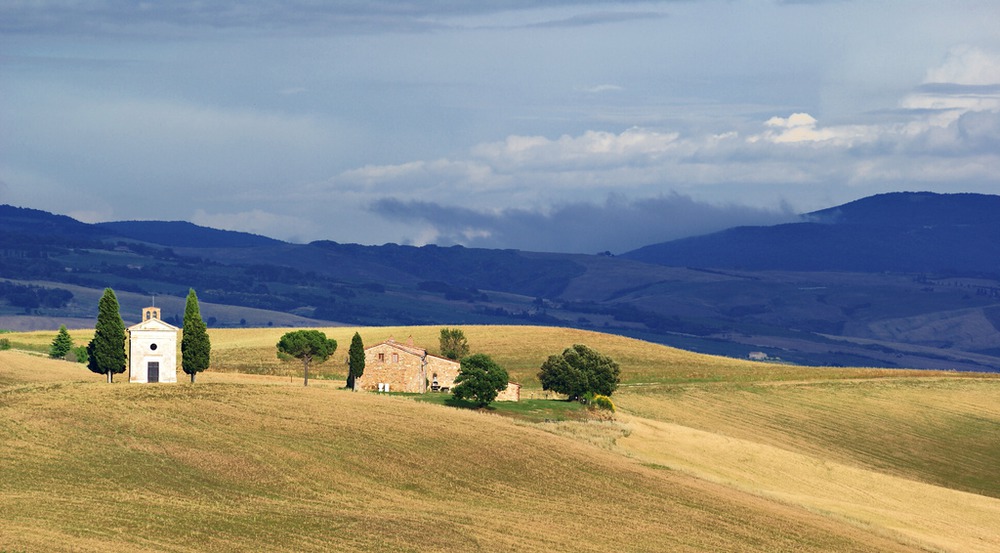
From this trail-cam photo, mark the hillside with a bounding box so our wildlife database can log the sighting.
[623,192,1000,274]
[2,192,1000,373]
[0,350,933,553]
[3,325,999,553]
[97,220,283,248]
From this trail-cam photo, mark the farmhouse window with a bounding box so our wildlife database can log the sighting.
[392,353,399,363]
[378,353,385,362]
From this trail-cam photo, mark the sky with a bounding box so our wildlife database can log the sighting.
[2,1,999,254]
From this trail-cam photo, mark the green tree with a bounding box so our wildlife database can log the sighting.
[347,331,365,391]
[69,345,89,364]
[439,327,469,360]
[181,288,211,384]
[277,330,337,386]
[538,344,620,401]
[87,288,127,383]
[49,324,74,359]
[452,353,509,407]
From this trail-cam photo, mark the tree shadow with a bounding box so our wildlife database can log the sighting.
[442,396,494,411]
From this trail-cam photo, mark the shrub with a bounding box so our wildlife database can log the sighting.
[69,345,89,364]
[590,394,616,412]
[0,338,10,351]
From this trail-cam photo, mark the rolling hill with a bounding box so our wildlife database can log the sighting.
[2,325,999,552]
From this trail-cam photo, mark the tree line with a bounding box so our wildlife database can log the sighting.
[72,291,621,411]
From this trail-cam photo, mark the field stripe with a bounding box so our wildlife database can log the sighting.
[618,415,1000,553]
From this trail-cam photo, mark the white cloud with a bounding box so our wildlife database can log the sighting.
[925,45,1000,85]
[472,127,681,168]
[900,46,1000,120]
[750,113,877,146]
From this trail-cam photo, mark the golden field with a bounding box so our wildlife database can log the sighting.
[6,324,963,385]
[2,325,999,552]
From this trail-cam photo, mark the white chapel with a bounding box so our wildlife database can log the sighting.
[127,306,179,383]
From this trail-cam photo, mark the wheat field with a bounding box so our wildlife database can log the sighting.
[2,325,998,552]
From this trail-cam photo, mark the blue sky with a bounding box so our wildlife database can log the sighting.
[2,1,999,253]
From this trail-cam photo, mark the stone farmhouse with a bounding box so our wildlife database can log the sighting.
[358,337,520,401]
[127,306,179,383]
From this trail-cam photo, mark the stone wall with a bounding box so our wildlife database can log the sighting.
[425,355,461,391]
[357,341,427,393]
[495,382,521,402]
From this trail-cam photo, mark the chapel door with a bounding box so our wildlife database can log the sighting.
[148,361,159,383]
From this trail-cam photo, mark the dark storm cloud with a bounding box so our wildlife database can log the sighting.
[370,194,797,254]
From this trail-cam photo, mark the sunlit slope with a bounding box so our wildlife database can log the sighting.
[617,379,1000,499]
[618,414,1000,553]
[0,352,922,553]
[7,325,965,386]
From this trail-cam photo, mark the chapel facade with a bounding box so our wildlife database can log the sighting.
[127,306,179,383]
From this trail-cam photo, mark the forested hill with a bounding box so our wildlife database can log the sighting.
[97,220,283,248]
[623,192,1000,274]
[0,205,112,247]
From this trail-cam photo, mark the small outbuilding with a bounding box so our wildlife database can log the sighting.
[127,306,179,383]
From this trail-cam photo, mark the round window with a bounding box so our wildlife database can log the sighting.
[150,343,158,351]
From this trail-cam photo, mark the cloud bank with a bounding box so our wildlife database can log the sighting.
[369,194,796,254]
[336,47,1000,252]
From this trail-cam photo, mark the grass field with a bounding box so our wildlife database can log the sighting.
[5,324,964,386]
[2,325,999,552]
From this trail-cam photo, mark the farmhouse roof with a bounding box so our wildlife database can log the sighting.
[365,337,458,364]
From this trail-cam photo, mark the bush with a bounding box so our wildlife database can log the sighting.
[68,345,89,364]
[0,338,10,351]
[590,394,616,412]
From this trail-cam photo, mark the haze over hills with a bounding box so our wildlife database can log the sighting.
[2,192,999,372]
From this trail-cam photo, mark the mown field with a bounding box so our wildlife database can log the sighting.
[3,325,999,552]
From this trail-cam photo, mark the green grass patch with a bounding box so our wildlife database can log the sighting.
[405,392,590,422]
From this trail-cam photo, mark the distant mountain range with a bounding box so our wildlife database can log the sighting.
[624,192,1000,274]
[2,192,999,372]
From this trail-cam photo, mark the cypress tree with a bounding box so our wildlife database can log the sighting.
[87,288,127,383]
[181,288,211,384]
[49,324,74,359]
[347,332,365,390]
